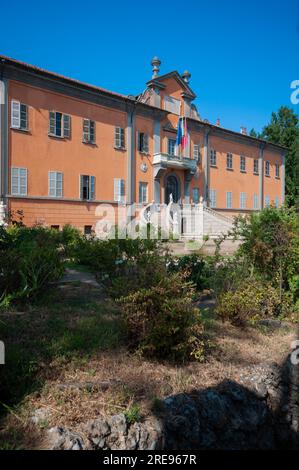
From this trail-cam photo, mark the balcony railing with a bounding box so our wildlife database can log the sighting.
[153,153,197,172]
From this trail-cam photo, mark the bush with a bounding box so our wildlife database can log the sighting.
[118,271,204,361]
[215,279,294,326]
[233,206,299,293]
[0,225,65,306]
[167,254,208,290]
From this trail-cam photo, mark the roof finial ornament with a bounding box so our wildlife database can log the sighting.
[182,70,191,84]
[151,56,161,78]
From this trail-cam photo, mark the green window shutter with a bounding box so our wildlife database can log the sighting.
[90,120,95,143]
[49,111,56,135]
[83,119,90,142]
[144,134,149,153]
[90,176,95,200]
[63,114,71,138]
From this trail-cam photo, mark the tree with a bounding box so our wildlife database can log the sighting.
[261,106,299,207]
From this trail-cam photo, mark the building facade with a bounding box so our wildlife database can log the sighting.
[0,55,286,234]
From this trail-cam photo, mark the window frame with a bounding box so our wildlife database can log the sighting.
[210,149,217,167]
[11,100,28,131]
[139,181,148,204]
[11,167,27,196]
[137,132,149,154]
[193,144,200,162]
[253,159,259,175]
[240,192,246,209]
[209,189,217,208]
[275,163,280,179]
[240,155,246,173]
[114,178,125,203]
[49,111,71,139]
[226,191,232,208]
[253,193,259,210]
[80,175,95,201]
[168,138,176,156]
[48,171,63,198]
[192,187,200,204]
[265,161,270,177]
[114,127,125,149]
[226,153,233,170]
[83,119,96,144]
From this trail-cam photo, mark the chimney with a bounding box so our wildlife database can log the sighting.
[216,118,221,126]
[240,126,247,135]
[151,56,161,78]
[182,70,191,84]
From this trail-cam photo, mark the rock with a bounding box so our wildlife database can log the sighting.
[48,427,85,450]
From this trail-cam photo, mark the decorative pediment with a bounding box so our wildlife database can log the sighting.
[146,71,196,100]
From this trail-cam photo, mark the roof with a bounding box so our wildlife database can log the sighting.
[0,54,168,116]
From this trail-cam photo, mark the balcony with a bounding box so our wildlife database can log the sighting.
[153,153,197,173]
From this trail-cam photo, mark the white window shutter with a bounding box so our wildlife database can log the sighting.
[11,101,21,128]
[57,172,63,197]
[83,119,90,142]
[115,127,120,148]
[114,178,120,201]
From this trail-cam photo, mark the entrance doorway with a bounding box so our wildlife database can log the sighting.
[165,174,180,204]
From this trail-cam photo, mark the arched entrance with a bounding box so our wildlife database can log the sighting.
[165,174,180,204]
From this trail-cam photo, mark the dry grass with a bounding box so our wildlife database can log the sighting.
[0,282,296,449]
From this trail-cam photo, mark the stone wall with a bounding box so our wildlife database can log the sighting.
[47,358,299,450]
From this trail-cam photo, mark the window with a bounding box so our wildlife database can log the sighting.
[49,111,71,138]
[193,144,200,162]
[137,132,149,153]
[84,225,93,235]
[83,119,95,144]
[209,189,216,208]
[210,149,217,166]
[80,175,95,200]
[164,95,181,115]
[48,171,63,197]
[253,159,259,175]
[240,192,246,209]
[11,167,27,196]
[226,191,232,208]
[114,127,125,149]
[226,153,233,170]
[240,155,246,172]
[275,163,280,178]
[275,197,280,208]
[168,138,176,156]
[114,178,125,203]
[192,187,200,204]
[139,182,148,203]
[253,193,259,210]
[11,101,28,130]
[265,196,270,207]
[265,161,270,177]
[51,225,60,230]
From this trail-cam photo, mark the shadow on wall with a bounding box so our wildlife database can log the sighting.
[153,350,299,450]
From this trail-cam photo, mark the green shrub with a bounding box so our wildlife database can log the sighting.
[215,279,294,326]
[232,206,299,292]
[0,226,65,306]
[124,404,141,424]
[167,254,208,290]
[118,271,204,361]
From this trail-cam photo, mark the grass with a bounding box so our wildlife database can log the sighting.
[0,272,296,450]
[0,283,125,417]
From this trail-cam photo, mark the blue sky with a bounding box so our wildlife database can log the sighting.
[1,0,298,132]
